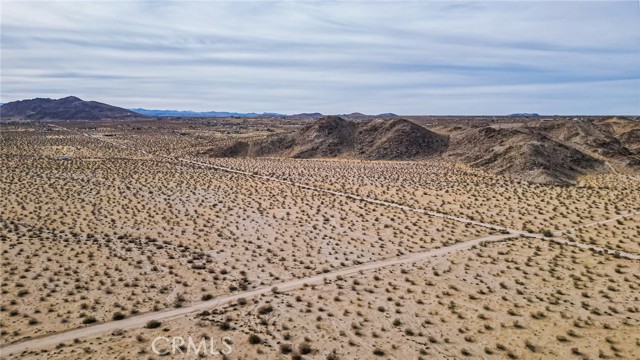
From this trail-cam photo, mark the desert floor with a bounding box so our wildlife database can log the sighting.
[1,121,638,360]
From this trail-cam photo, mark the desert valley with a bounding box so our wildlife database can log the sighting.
[0,97,639,359]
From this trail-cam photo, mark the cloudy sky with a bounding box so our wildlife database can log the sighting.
[1,1,639,115]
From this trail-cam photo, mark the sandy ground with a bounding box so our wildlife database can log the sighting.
[6,239,638,360]
[1,125,490,345]
[1,123,639,359]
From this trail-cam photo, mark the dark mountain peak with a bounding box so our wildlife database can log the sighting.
[0,96,141,121]
[59,96,82,102]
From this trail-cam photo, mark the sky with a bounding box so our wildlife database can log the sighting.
[1,0,639,115]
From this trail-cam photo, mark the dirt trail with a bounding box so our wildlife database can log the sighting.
[177,157,521,233]
[2,223,637,357]
[555,212,639,235]
[1,233,517,357]
[545,237,640,260]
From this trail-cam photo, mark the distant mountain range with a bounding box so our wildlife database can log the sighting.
[129,109,400,118]
[509,113,540,116]
[129,108,285,118]
[0,97,402,120]
[0,95,538,120]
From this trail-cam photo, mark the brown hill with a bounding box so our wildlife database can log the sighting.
[209,117,633,185]
[206,116,447,160]
[0,96,141,121]
[445,126,606,185]
[530,118,639,166]
[354,117,446,159]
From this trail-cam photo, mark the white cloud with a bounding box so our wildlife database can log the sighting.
[1,0,639,114]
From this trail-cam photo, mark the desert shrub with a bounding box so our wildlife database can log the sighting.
[145,320,161,329]
[248,334,261,344]
[82,317,97,325]
[279,343,292,354]
[298,342,312,354]
[556,335,569,342]
[525,340,538,352]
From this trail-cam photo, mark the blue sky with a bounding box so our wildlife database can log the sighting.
[1,0,639,115]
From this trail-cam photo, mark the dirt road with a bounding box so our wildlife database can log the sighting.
[177,157,522,233]
[1,233,518,357]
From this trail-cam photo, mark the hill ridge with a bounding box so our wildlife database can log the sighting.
[205,116,637,184]
[206,116,447,160]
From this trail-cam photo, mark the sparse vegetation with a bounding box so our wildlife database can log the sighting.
[1,120,638,360]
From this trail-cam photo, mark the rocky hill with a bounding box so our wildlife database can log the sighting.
[206,116,447,160]
[530,117,640,168]
[0,96,141,121]
[445,126,606,185]
[202,116,639,185]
